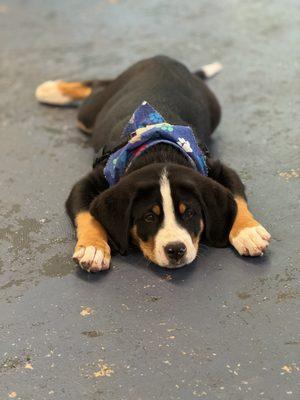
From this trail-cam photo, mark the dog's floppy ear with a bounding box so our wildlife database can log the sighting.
[199,179,237,247]
[89,181,135,255]
[182,173,237,247]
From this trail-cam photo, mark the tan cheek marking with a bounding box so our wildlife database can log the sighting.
[179,202,186,214]
[152,205,161,216]
[130,225,157,263]
[230,196,260,239]
[139,238,156,261]
[58,81,92,100]
[192,234,200,247]
[75,211,110,256]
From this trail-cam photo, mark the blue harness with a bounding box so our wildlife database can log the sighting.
[99,101,208,186]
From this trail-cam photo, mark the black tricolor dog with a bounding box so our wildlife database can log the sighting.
[36,56,271,271]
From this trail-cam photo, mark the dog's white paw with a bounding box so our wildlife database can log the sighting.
[35,80,72,105]
[73,245,111,272]
[230,225,271,257]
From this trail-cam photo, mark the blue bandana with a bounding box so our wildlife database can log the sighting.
[103,101,208,186]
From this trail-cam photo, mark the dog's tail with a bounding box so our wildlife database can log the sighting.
[195,62,223,80]
[35,79,111,106]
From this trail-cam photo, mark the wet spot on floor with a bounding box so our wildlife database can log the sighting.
[277,289,299,302]
[0,217,44,260]
[148,295,162,302]
[82,330,103,338]
[0,356,22,372]
[35,236,69,254]
[0,279,25,290]
[236,291,251,300]
[42,254,75,277]
[0,202,21,218]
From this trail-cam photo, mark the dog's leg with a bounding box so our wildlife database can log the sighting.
[36,79,112,134]
[35,79,111,107]
[208,159,271,256]
[35,80,92,105]
[74,211,111,272]
[229,196,271,256]
[66,167,111,272]
[77,84,114,135]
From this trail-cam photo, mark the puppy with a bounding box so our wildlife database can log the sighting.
[36,56,271,271]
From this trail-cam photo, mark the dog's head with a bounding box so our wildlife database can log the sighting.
[90,164,237,268]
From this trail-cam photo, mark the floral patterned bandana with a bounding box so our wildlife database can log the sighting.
[103,101,208,186]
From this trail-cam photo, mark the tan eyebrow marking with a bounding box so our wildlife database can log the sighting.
[179,202,186,214]
[152,205,161,216]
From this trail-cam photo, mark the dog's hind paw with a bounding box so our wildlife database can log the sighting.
[35,80,73,105]
[230,225,271,257]
[73,244,111,272]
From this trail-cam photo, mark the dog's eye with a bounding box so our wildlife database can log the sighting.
[144,212,156,223]
[182,208,194,220]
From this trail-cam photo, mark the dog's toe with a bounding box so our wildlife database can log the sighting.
[73,245,111,272]
[90,249,110,272]
[231,225,271,257]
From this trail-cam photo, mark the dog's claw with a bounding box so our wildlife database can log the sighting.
[73,245,111,272]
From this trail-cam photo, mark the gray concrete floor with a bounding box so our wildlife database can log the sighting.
[0,1,299,399]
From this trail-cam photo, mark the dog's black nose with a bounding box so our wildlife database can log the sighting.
[164,242,187,262]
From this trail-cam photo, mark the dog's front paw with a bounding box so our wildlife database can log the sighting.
[73,242,111,272]
[230,225,271,257]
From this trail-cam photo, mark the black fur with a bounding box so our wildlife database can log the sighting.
[78,56,221,150]
[66,56,247,254]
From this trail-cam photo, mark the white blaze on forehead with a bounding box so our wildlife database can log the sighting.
[154,169,197,266]
[160,169,175,226]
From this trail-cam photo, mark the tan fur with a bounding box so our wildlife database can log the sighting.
[75,211,108,249]
[131,225,156,262]
[192,233,200,247]
[131,219,203,266]
[152,205,161,216]
[200,219,204,233]
[57,81,92,100]
[179,202,186,214]
[74,211,111,271]
[230,197,259,239]
[35,80,92,105]
[229,197,271,256]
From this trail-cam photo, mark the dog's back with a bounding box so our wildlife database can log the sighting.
[82,56,221,150]
[36,56,222,152]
